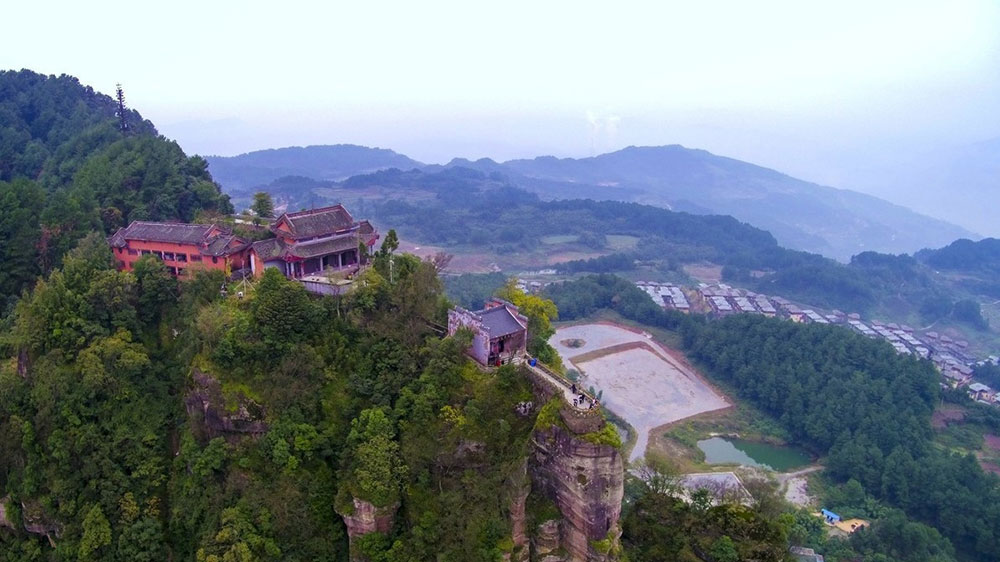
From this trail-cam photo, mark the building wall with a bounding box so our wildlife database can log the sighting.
[447,308,490,365]
[113,240,238,277]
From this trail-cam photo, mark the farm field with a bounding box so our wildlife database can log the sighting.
[550,322,730,462]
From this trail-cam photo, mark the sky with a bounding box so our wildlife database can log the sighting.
[4,0,999,228]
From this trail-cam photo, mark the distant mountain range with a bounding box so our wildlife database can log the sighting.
[205,145,422,190]
[206,144,976,260]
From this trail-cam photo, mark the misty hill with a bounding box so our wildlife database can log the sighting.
[442,145,975,260]
[878,137,1000,237]
[205,144,423,190]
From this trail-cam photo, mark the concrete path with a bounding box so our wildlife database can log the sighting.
[525,360,597,411]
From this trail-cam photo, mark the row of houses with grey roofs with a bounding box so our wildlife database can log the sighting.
[638,280,1000,406]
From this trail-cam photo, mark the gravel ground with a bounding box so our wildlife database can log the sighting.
[551,323,729,462]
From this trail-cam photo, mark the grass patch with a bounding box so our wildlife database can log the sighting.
[541,234,580,245]
[605,234,640,250]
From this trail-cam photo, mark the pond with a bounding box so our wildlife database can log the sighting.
[697,437,812,472]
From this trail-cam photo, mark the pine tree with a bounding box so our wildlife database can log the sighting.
[115,83,129,134]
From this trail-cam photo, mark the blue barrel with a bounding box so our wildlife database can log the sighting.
[529,358,537,367]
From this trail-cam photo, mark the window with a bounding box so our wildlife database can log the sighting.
[163,252,175,261]
[190,255,202,262]
[128,248,138,256]
[176,268,185,276]
[212,256,218,264]
[117,260,125,268]
[176,253,187,262]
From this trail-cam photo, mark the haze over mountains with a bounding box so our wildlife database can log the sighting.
[859,136,1000,238]
[207,144,975,261]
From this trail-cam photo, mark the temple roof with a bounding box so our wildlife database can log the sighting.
[477,306,527,338]
[273,205,356,240]
[109,221,220,247]
[251,238,286,262]
[287,234,359,259]
[203,234,249,257]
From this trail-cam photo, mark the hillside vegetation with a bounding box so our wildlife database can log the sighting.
[0,70,233,312]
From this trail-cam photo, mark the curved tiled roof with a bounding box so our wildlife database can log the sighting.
[251,238,286,262]
[287,234,359,259]
[477,306,527,338]
[273,205,356,240]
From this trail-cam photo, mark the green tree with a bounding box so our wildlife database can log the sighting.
[343,408,407,507]
[251,191,274,219]
[79,504,112,560]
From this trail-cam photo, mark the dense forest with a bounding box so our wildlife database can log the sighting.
[0,70,233,313]
[546,274,1000,561]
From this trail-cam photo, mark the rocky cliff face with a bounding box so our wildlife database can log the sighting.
[0,496,14,530]
[184,370,268,441]
[530,425,623,562]
[506,459,531,562]
[337,498,398,561]
[20,500,61,547]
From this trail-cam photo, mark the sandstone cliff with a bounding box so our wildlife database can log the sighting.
[528,408,623,562]
[336,497,398,561]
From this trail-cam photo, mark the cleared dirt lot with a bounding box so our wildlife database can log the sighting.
[551,323,730,462]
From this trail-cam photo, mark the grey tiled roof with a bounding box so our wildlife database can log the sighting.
[477,306,527,338]
[275,205,356,239]
[287,235,358,259]
[110,221,218,246]
[251,238,286,262]
[203,234,249,257]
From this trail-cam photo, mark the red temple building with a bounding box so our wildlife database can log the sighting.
[108,222,249,276]
[447,299,529,366]
[248,205,379,279]
[107,204,378,285]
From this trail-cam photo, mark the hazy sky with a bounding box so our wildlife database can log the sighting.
[4,1,999,221]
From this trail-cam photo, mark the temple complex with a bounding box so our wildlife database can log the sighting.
[107,204,378,284]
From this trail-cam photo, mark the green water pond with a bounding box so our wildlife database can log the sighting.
[697,437,812,471]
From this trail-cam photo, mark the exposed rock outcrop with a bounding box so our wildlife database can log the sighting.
[534,518,563,560]
[0,496,14,531]
[21,500,61,547]
[506,459,531,562]
[184,370,267,441]
[531,425,623,562]
[337,497,398,561]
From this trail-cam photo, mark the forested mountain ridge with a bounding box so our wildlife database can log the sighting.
[0,69,156,183]
[205,141,974,259]
[205,145,424,191]
[0,70,233,311]
[444,145,975,260]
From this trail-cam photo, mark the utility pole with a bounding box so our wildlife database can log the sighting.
[115,83,129,135]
